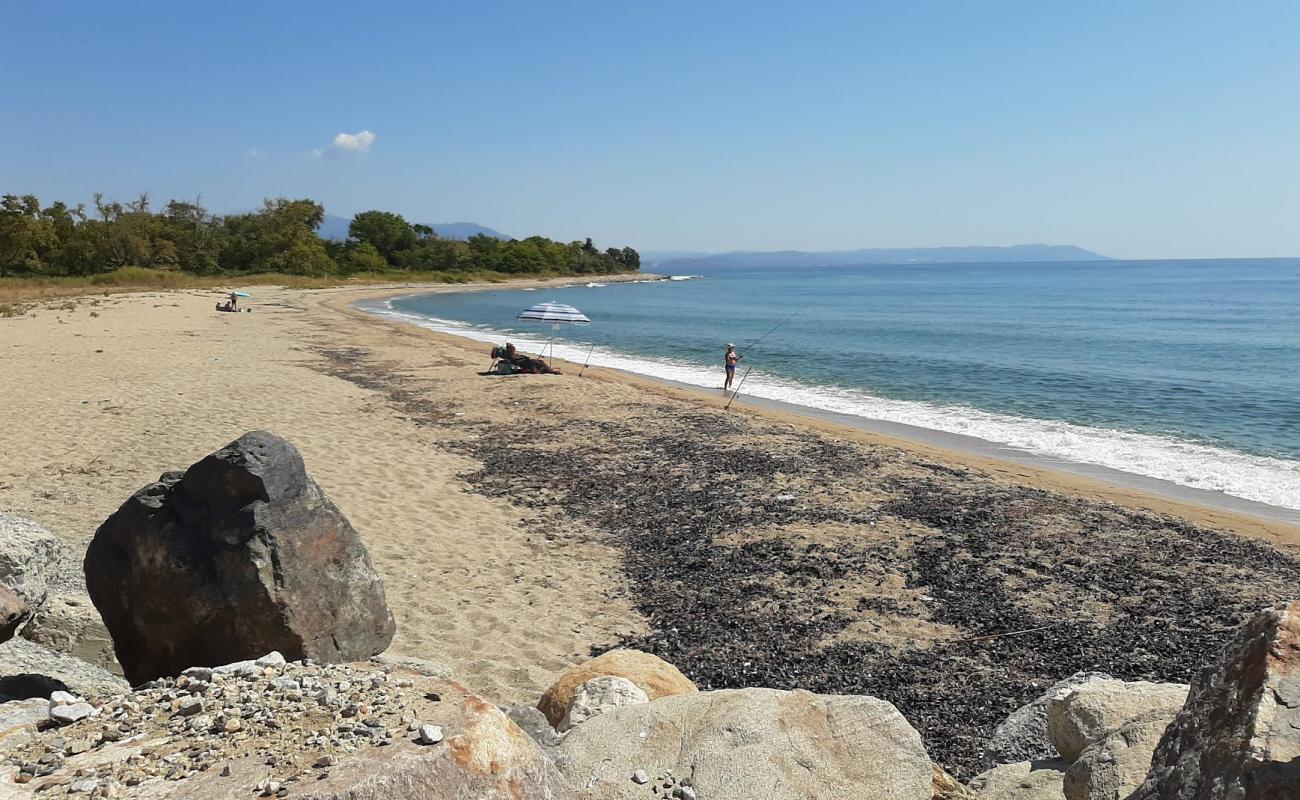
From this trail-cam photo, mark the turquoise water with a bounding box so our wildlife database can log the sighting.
[375,259,1300,510]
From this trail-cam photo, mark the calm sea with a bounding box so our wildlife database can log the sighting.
[369,259,1300,511]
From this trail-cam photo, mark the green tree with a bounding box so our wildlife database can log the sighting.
[340,241,388,274]
[0,194,57,276]
[220,198,335,275]
[349,211,417,264]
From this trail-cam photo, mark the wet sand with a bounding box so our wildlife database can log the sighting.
[3,280,1298,777]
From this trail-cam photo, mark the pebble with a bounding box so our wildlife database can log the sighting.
[182,666,215,682]
[50,703,96,724]
[50,690,83,706]
[256,652,287,668]
[69,778,99,793]
[176,697,204,717]
[632,769,650,784]
[416,724,443,745]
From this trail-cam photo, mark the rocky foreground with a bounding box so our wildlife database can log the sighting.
[0,430,1296,798]
[0,605,1298,800]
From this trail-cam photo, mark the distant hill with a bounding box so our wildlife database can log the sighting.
[639,250,714,268]
[657,244,1109,271]
[318,214,511,242]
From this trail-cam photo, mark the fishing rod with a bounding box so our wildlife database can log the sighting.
[578,343,597,377]
[724,366,753,410]
[739,305,806,354]
[724,304,805,410]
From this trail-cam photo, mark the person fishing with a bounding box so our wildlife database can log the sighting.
[724,343,742,389]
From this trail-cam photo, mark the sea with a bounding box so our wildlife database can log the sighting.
[361,259,1300,515]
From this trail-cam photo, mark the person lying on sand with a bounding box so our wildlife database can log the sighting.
[489,343,562,375]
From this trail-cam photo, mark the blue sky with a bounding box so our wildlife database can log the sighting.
[3,1,1298,259]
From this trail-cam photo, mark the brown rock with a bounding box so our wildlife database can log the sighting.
[0,585,30,643]
[1129,600,1300,799]
[933,763,979,799]
[537,649,696,728]
[84,431,396,684]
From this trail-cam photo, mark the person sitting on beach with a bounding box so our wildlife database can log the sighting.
[724,343,742,389]
[489,342,561,374]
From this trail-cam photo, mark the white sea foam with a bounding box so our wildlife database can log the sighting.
[363,301,1300,512]
[668,274,702,281]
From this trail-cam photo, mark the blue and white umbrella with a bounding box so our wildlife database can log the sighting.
[516,301,591,365]
[516,301,591,325]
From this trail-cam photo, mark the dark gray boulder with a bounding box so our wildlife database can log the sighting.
[85,431,395,684]
[983,671,1112,768]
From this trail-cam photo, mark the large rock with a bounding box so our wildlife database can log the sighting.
[0,513,121,672]
[0,513,65,610]
[0,587,28,644]
[1129,601,1300,800]
[18,593,117,672]
[1063,715,1172,800]
[971,760,1069,800]
[984,672,1112,768]
[556,687,934,799]
[84,431,396,684]
[1047,679,1187,762]
[0,637,128,701]
[538,649,696,728]
[559,675,649,731]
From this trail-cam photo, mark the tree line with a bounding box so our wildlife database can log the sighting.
[0,193,640,278]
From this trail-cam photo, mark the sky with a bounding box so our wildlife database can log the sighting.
[3,1,1298,259]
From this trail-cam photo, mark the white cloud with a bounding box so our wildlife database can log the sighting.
[313,129,375,158]
[333,130,375,152]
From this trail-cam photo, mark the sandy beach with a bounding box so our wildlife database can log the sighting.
[4,280,1298,777]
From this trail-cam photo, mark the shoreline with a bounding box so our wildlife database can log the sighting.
[343,284,1300,540]
[7,278,1300,777]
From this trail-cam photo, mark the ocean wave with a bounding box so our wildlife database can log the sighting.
[363,302,1300,511]
[668,275,702,281]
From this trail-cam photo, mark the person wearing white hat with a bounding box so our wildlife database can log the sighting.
[724,343,742,389]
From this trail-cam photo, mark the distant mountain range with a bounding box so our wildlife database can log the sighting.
[639,250,714,268]
[654,244,1109,271]
[318,215,511,242]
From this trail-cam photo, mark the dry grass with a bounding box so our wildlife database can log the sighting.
[0,267,535,304]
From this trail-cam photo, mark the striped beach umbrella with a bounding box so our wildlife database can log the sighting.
[516,301,591,325]
[516,301,591,366]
